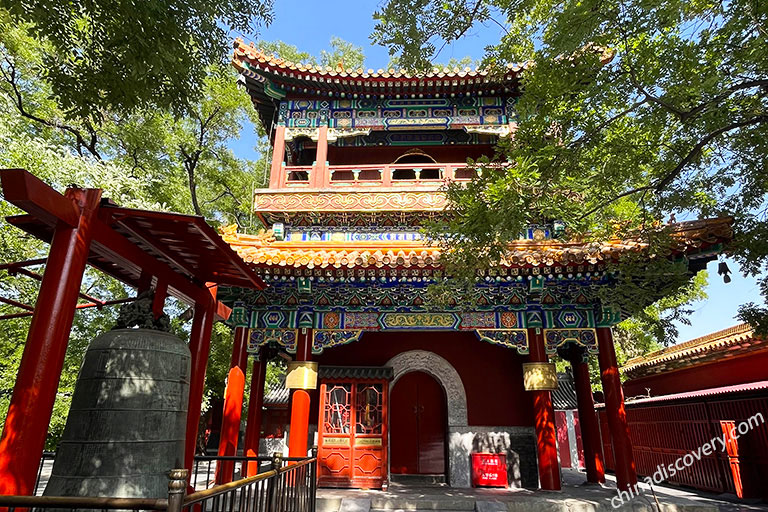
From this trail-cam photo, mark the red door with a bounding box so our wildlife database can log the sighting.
[317,380,388,488]
[390,371,446,475]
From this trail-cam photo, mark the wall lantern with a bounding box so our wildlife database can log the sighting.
[522,362,558,391]
[286,361,319,390]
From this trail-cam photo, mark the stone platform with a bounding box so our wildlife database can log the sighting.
[316,470,768,512]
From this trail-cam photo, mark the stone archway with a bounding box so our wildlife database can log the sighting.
[386,350,470,486]
[387,350,468,428]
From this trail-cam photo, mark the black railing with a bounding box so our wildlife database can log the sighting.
[0,452,317,512]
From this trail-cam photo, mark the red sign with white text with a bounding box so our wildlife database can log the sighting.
[471,453,508,487]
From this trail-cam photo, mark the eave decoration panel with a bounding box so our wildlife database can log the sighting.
[253,190,448,212]
[312,329,363,354]
[279,97,516,131]
[475,329,529,354]
[542,328,599,355]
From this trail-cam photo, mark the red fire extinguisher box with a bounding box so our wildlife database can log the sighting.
[471,453,508,487]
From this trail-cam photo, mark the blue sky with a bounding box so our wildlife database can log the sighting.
[229,1,764,344]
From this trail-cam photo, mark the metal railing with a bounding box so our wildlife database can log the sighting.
[0,452,317,512]
[34,450,56,495]
[184,453,316,512]
[189,454,306,490]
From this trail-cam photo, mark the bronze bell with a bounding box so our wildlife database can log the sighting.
[44,329,190,499]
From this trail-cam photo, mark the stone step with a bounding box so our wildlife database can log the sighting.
[317,498,476,512]
[371,498,476,511]
[389,474,447,486]
[317,497,722,512]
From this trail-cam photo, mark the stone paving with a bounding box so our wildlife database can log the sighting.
[316,470,768,512]
[36,460,768,512]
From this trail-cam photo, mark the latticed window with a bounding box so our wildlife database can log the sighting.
[356,384,383,435]
[323,384,351,434]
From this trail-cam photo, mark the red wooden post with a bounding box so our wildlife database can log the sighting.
[288,329,313,458]
[313,126,329,188]
[0,187,102,496]
[270,125,286,188]
[527,328,561,490]
[569,347,606,483]
[184,284,218,476]
[215,326,249,484]
[596,327,637,491]
[244,354,268,476]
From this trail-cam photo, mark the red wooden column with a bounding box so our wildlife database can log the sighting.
[313,126,329,188]
[184,284,218,475]
[288,329,313,458]
[244,354,268,476]
[269,125,286,188]
[0,187,102,496]
[596,327,637,491]
[527,328,561,490]
[215,326,249,484]
[568,346,605,484]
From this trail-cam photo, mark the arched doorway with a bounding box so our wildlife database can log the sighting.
[390,371,447,475]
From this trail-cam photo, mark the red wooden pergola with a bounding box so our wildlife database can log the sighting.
[0,169,265,496]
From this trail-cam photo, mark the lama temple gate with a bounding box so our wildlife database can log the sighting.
[217,40,733,490]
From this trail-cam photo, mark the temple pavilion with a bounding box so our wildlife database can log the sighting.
[218,40,734,491]
[0,40,734,498]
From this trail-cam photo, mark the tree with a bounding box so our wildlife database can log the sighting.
[0,24,366,447]
[258,40,317,67]
[372,0,768,335]
[0,0,273,119]
[1,18,269,227]
[320,37,365,70]
[258,37,365,71]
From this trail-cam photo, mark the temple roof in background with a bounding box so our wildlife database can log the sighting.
[220,217,731,272]
[232,39,526,132]
[621,323,764,379]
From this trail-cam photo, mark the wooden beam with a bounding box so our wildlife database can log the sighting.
[115,218,202,279]
[0,258,47,271]
[215,300,232,322]
[8,267,105,306]
[89,218,210,306]
[0,296,34,311]
[0,297,136,320]
[0,169,81,227]
[194,223,265,290]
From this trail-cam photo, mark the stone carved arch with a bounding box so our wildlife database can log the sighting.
[386,350,468,427]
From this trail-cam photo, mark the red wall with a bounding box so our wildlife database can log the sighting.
[313,331,534,427]
[555,410,571,468]
[623,349,768,397]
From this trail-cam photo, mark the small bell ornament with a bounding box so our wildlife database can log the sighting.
[717,261,732,283]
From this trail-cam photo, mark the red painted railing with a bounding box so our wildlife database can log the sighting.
[282,162,477,188]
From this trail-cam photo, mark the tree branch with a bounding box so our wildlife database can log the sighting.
[654,114,768,191]
[579,114,768,220]
[1,56,102,159]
